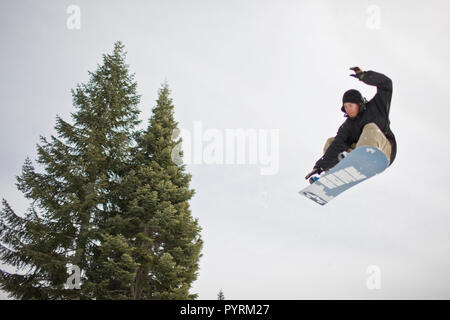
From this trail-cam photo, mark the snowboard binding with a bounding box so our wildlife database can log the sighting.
[308,175,320,184]
[338,151,349,161]
[309,152,349,184]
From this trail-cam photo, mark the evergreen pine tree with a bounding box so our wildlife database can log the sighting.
[119,83,203,299]
[217,289,225,300]
[0,41,140,299]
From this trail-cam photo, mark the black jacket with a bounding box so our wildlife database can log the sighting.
[314,70,397,172]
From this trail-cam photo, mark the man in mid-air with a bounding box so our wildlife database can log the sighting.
[305,67,396,183]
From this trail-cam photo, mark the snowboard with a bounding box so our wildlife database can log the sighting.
[299,146,389,206]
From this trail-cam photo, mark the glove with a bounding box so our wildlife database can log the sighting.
[305,167,323,180]
[349,66,366,79]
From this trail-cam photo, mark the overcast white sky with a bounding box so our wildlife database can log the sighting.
[1,0,450,299]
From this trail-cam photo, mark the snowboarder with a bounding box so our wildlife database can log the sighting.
[305,67,396,183]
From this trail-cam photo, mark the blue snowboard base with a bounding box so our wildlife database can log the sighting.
[299,146,389,205]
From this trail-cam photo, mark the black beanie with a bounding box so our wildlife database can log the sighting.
[343,89,363,104]
[341,89,363,112]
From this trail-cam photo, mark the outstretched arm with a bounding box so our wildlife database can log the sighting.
[305,121,352,179]
[350,67,393,115]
